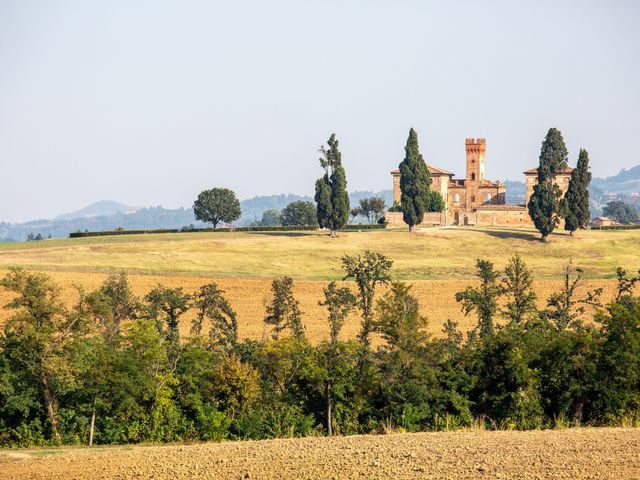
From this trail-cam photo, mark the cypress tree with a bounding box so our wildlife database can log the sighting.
[563,149,592,235]
[399,128,431,232]
[315,134,350,237]
[528,128,568,242]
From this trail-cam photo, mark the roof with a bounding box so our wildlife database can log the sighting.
[391,163,454,176]
[591,216,613,222]
[523,166,574,175]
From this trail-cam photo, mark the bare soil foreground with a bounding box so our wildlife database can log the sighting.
[2,428,639,480]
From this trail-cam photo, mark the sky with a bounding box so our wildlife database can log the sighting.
[1,0,639,222]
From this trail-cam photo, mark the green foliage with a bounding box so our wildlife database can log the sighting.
[315,134,350,236]
[428,191,446,212]
[537,127,569,183]
[281,201,317,226]
[358,197,386,224]
[192,282,238,351]
[455,259,501,337]
[563,149,592,233]
[603,200,640,225]
[193,187,242,228]
[399,128,431,230]
[258,209,283,227]
[2,258,640,446]
[264,277,305,341]
[528,128,569,241]
[468,329,544,429]
[144,285,191,343]
[528,181,562,241]
[341,250,393,348]
[502,255,537,324]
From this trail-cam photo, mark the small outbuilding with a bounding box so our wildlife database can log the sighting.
[590,216,617,227]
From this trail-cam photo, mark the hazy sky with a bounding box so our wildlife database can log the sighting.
[1,0,639,222]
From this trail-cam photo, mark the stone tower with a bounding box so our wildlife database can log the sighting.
[465,138,486,210]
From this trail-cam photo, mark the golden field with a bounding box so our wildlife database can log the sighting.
[0,227,638,280]
[1,226,635,342]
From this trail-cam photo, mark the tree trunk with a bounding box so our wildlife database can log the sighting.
[541,234,549,243]
[574,401,584,425]
[326,381,333,436]
[41,374,61,445]
[89,396,97,446]
[330,229,337,238]
[570,230,575,236]
[409,224,415,233]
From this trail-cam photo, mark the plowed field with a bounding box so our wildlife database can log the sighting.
[2,428,638,479]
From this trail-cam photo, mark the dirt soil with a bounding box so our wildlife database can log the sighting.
[1,428,638,480]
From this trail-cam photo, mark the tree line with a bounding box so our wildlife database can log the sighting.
[1,255,639,446]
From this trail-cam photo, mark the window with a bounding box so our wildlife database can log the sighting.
[471,173,476,181]
[453,193,460,203]
[485,193,492,203]
[471,195,476,203]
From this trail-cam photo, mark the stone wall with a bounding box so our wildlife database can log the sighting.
[386,206,534,228]
[385,211,448,227]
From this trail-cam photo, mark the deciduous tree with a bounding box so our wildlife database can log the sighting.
[455,259,502,337]
[264,277,305,341]
[281,201,317,226]
[193,188,242,228]
[342,251,393,348]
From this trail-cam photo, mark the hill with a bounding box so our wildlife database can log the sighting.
[55,200,134,220]
[0,191,394,241]
[0,227,633,339]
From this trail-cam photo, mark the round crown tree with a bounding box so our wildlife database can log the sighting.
[563,149,592,235]
[528,128,568,242]
[193,187,241,228]
[399,128,431,232]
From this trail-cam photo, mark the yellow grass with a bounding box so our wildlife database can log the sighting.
[0,227,638,280]
[0,271,620,343]
[0,227,636,343]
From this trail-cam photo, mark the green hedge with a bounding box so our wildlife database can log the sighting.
[69,229,181,237]
[342,224,386,230]
[590,224,640,230]
[69,224,387,238]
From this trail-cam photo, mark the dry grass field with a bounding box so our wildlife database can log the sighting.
[0,227,638,280]
[0,270,621,341]
[0,227,637,341]
[2,427,639,479]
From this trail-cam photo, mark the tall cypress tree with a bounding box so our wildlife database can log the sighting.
[563,149,592,235]
[315,134,350,237]
[399,128,431,232]
[528,128,568,242]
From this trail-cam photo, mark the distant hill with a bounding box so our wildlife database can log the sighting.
[592,165,640,195]
[55,200,134,220]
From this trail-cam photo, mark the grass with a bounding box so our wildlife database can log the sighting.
[0,227,638,280]
[0,226,635,343]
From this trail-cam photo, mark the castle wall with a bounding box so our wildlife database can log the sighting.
[525,173,572,205]
[386,207,532,228]
[385,211,447,227]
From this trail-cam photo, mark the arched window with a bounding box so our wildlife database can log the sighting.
[471,173,476,181]
[453,193,460,203]
[485,193,492,203]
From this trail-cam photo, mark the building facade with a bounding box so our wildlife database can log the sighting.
[386,138,572,227]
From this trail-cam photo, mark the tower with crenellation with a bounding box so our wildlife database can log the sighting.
[465,138,486,210]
